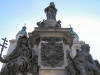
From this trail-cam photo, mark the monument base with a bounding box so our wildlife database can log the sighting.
[39,69,67,75]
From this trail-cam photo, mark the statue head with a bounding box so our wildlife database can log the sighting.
[17,36,28,48]
[58,20,61,23]
[81,44,90,53]
[50,2,55,7]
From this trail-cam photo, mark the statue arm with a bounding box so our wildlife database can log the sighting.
[0,50,19,63]
[0,48,20,63]
[6,49,20,61]
[45,7,49,13]
[0,56,8,63]
[88,55,95,64]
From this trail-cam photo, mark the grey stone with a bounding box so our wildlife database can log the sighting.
[0,36,39,75]
[41,40,64,67]
[66,44,100,75]
[45,2,57,21]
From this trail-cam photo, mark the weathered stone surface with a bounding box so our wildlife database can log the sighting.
[45,2,57,21]
[66,44,100,75]
[41,42,64,67]
[0,36,39,75]
[0,2,100,75]
[29,27,74,47]
[40,69,66,75]
[37,2,62,28]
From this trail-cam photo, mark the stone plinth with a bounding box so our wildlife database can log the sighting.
[18,73,33,75]
[44,20,57,27]
[39,69,66,75]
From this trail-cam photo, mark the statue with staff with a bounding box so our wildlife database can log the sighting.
[0,37,8,57]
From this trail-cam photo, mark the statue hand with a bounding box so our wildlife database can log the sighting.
[0,56,3,62]
[0,56,7,63]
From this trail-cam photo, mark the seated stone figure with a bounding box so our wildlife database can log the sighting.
[66,50,76,75]
[66,44,100,75]
[94,60,100,70]
[0,36,38,75]
[74,44,100,75]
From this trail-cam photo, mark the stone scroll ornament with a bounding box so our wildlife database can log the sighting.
[41,40,64,67]
[0,36,39,75]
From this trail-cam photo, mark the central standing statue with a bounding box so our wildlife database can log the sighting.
[37,2,61,28]
[45,2,57,21]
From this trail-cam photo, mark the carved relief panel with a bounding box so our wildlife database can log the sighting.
[38,38,66,69]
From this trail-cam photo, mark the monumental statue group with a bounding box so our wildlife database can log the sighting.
[0,2,100,75]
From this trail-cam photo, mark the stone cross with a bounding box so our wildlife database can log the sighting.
[0,37,8,57]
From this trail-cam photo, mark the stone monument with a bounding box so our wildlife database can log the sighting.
[0,2,100,75]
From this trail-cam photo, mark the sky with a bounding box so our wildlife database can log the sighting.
[0,0,100,70]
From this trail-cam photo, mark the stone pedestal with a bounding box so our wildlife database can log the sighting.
[44,20,57,27]
[39,69,67,75]
[18,73,33,75]
[29,27,74,75]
